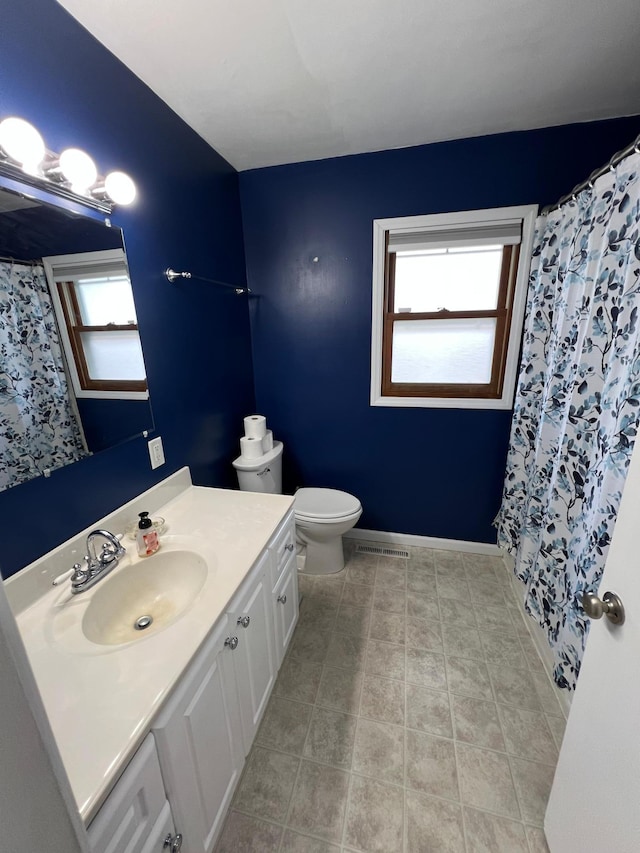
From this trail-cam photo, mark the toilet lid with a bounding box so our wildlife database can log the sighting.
[295,487,361,520]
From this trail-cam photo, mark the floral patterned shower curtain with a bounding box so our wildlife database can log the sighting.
[0,261,86,491]
[496,150,640,691]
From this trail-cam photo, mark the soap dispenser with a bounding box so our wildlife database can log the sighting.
[136,511,160,557]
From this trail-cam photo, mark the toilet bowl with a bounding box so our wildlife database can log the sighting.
[232,442,362,575]
[295,487,362,575]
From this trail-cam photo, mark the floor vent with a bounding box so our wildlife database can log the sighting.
[355,544,410,558]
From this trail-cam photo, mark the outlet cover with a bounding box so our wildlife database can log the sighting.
[148,436,165,469]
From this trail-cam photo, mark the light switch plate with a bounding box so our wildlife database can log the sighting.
[148,436,165,469]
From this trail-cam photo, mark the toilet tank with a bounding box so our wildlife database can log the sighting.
[232,441,283,494]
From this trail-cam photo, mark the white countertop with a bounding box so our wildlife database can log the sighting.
[6,469,294,824]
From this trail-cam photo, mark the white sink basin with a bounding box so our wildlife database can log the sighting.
[81,549,208,646]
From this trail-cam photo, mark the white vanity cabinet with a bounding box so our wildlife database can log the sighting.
[86,507,299,853]
[226,549,276,753]
[152,615,244,853]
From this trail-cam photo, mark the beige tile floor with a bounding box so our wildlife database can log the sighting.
[216,542,564,853]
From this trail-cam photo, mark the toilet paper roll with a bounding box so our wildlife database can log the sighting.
[262,430,273,453]
[244,414,267,439]
[240,436,264,459]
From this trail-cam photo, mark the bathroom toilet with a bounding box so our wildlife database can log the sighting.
[232,442,362,574]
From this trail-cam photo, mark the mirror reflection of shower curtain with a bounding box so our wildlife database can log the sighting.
[0,260,88,491]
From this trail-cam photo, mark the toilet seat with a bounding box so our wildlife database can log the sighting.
[295,487,362,523]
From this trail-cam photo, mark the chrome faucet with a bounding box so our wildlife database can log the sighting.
[69,529,126,594]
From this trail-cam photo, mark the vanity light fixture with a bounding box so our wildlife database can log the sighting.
[103,171,137,206]
[0,116,45,175]
[0,115,136,212]
[59,148,98,195]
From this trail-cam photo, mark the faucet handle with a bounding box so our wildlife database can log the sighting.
[70,563,89,587]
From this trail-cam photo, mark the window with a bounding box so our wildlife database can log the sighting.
[371,205,537,409]
[43,250,148,400]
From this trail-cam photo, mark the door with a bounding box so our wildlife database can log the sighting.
[545,436,640,851]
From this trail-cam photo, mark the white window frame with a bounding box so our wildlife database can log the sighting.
[43,249,149,401]
[370,204,538,409]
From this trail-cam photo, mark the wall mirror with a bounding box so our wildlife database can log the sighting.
[0,179,153,492]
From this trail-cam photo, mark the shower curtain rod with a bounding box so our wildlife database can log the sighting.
[541,132,640,216]
[0,255,41,266]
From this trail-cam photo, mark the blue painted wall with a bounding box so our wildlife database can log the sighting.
[76,400,152,453]
[239,116,640,544]
[0,0,255,577]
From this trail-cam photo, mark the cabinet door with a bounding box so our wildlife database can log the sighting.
[227,550,275,752]
[152,617,244,853]
[272,555,299,669]
[268,509,297,590]
[140,803,177,853]
[88,735,168,853]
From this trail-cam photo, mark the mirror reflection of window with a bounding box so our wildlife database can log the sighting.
[44,250,149,398]
[73,272,146,384]
[76,272,136,324]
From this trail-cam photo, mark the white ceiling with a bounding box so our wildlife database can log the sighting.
[56,0,640,172]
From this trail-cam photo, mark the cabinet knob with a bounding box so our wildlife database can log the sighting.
[285,543,295,552]
[277,594,287,604]
[237,615,251,628]
[163,833,183,852]
[224,636,239,650]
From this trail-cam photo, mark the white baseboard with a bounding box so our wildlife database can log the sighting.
[344,528,501,556]
[501,553,572,718]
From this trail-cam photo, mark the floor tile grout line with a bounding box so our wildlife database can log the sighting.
[278,751,305,848]
[339,764,356,851]
[505,750,545,827]
[463,804,538,848]
[455,741,472,853]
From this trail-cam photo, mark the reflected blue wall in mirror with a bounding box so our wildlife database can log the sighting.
[0,179,154,491]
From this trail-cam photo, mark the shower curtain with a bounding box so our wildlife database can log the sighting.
[0,260,86,491]
[496,149,640,691]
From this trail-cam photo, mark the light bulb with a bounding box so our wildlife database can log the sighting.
[0,117,45,174]
[104,171,136,205]
[59,148,97,194]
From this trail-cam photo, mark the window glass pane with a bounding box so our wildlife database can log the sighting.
[76,274,137,325]
[391,318,496,384]
[393,247,502,313]
[80,330,146,380]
